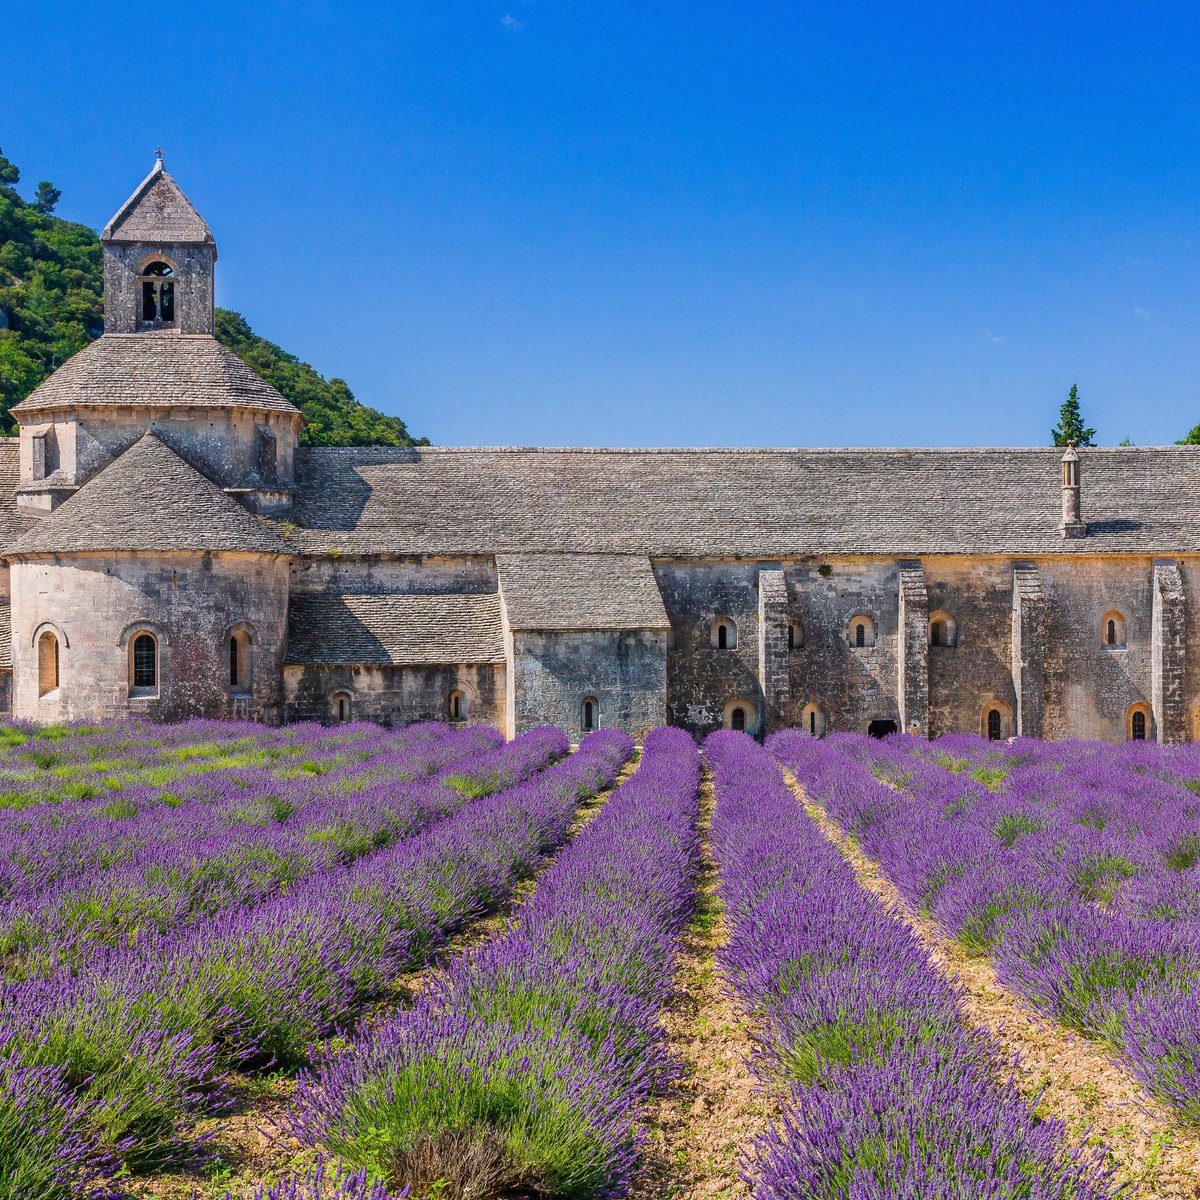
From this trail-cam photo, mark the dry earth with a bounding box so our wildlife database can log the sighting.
[130,753,641,1200]
[630,769,775,1200]
[782,768,1200,1200]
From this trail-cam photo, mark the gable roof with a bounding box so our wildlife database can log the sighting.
[286,592,506,665]
[283,444,1200,558]
[11,334,299,417]
[5,432,287,557]
[498,554,670,631]
[101,160,214,245]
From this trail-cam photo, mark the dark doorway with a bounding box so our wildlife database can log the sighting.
[731,707,746,731]
[867,720,897,739]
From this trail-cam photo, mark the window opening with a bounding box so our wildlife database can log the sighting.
[449,690,464,721]
[1132,710,1147,741]
[987,709,1002,741]
[855,623,865,648]
[132,634,157,691]
[731,707,746,732]
[582,698,597,731]
[140,261,175,324]
[38,631,59,697]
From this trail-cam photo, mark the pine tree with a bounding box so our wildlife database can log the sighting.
[1051,384,1097,447]
[32,181,61,214]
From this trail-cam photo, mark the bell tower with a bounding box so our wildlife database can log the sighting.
[100,152,216,335]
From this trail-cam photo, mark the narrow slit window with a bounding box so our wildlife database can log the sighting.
[229,637,240,687]
[987,709,1002,741]
[855,623,866,648]
[448,690,464,721]
[718,624,728,650]
[582,698,597,731]
[1132,710,1147,741]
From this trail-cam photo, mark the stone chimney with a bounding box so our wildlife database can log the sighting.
[1059,442,1087,539]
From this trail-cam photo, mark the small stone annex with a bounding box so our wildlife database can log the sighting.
[5,159,1200,743]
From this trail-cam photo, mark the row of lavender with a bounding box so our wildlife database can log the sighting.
[258,726,702,1200]
[0,723,533,969]
[2,723,633,1198]
[780,729,1200,1126]
[709,731,1117,1198]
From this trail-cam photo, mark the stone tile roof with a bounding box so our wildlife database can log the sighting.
[4,433,288,557]
[101,161,215,245]
[285,445,1200,557]
[11,334,299,417]
[0,441,37,548]
[286,592,506,665]
[497,553,671,631]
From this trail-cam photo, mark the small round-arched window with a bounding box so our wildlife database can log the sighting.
[981,701,1012,741]
[130,633,158,694]
[712,618,737,651]
[581,697,599,731]
[848,615,876,649]
[448,689,466,721]
[37,630,59,698]
[929,611,957,648]
[1102,611,1127,650]
[228,630,252,693]
[1128,703,1150,741]
[139,260,176,325]
[802,703,827,737]
[332,691,352,724]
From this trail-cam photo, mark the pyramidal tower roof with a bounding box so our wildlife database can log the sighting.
[101,156,215,247]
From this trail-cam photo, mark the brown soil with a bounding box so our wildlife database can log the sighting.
[630,768,775,1200]
[129,753,641,1200]
[783,768,1200,1200]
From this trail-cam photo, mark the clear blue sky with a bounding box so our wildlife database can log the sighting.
[5,2,1200,447]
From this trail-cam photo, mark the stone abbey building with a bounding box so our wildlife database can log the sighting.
[3,160,1198,743]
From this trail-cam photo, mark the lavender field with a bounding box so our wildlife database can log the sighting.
[4,719,1200,1199]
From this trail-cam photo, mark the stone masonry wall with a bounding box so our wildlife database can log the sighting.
[10,551,289,724]
[103,244,215,335]
[509,630,667,742]
[283,662,505,728]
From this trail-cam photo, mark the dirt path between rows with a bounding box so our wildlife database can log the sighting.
[630,768,774,1200]
[132,752,642,1200]
[783,768,1200,1200]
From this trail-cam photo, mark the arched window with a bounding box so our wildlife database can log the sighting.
[711,618,738,650]
[131,633,157,694]
[731,707,746,731]
[981,702,1012,741]
[802,703,826,737]
[1102,611,1127,650]
[788,621,804,650]
[929,611,957,648]
[448,689,465,721]
[332,691,352,723]
[1128,704,1150,741]
[37,631,59,698]
[228,631,252,693]
[848,615,876,649]
[139,260,176,325]
[581,697,598,731]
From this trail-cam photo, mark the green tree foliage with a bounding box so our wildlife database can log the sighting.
[214,310,425,447]
[1178,425,1200,446]
[0,149,424,446]
[1051,384,1097,447]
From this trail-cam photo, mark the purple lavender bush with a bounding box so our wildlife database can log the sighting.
[224,1161,397,1199]
[290,726,701,1198]
[710,730,1117,1199]
[0,722,615,1172]
[772,728,1200,1127]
